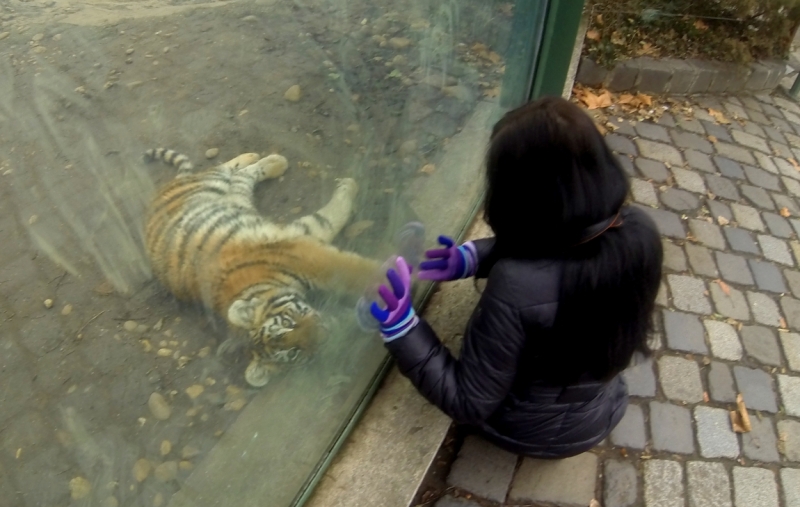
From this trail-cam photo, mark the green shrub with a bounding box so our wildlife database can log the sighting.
[584,0,800,66]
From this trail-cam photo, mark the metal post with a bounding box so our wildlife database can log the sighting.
[529,0,587,100]
[790,72,800,99]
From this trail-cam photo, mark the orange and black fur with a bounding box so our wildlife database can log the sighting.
[143,148,380,387]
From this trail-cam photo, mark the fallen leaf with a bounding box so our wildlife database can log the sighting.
[590,499,602,507]
[780,317,788,329]
[582,89,613,110]
[781,207,792,218]
[93,280,115,296]
[717,216,730,226]
[708,108,730,124]
[596,14,603,25]
[586,29,600,41]
[707,135,718,143]
[716,279,731,296]
[419,163,436,175]
[694,19,709,31]
[790,158,800,171]
[703,391,710,403]
[610,30,625,45]
[618,93,636,105]
[731,410,746,433]
[736,393,752,432]
[636,93,652,107]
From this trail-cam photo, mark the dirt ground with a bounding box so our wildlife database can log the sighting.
[0,0,509,505]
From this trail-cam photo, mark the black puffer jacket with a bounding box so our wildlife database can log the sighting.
[386,238,628,458]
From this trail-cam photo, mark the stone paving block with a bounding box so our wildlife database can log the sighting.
[702,120,733,142]
[689,219,727,250]
[687,461,732,507]
[771,140,795,159]
[644,460,684,507]
[447,435,517,503]
[733,467,779,507]
[782,296,800,332]
[673,167,707,194]
[672,130,714,154]
[747,291,783,327]
[617,154,636,177]
[753,151,779,174]
[716,252,754,285]
[708,361,737,402]
[636,158,671,182]
[631,178,659,207]
[722,229,759,256]
[604,460,637,507]
[716,142,757,165]
[623,355,656,396]
[636,139,683,166]
[749,260,788,293]
[787,270,800,298]
[780,469,800,507]
[742,416,780,463]
[658,113,677,127]
[740,325,782,366]
[508,453,597,507]
[656,282,669,307]
[708,200,733,223]
[686,244,718,277]
[726,102,750,121]
[732,204,767,232]
[762,125,786,145]
[743,121,767,139]
[685,149,716,173]
[732,129,772,154]
[762,212,793,238]
[634,205,686,239]
[661,188,700,211]
[636,122,671,142]
[777,374,800,417]
[785,177,800,199]
[759,235,794,266]
[774,157,799,179]
[576,57,608,87]
[780,331,800,371]
[607,134,638,156]
[706,174,741,201]
[744,165,781,191]
[694,406,740,458]
[741,185,776,210]
[668,275,711,314]
[678,115,706,134]
[658,356,704,403]
[705,319,742,360]
[772,194,800,215]
[663,239,687,271]
[610,404,646,449]
[792,240,800,265]
[710,283,751,320]
[733,366,778,413]
[435,497,480,507]
[650,402,695,455]
[664,310,708,354]
[778,419,800,461]
[715,156,746,179]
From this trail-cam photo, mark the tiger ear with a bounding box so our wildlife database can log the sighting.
[228,299,258,328]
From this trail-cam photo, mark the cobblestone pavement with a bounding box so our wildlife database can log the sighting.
[425,92,800,507]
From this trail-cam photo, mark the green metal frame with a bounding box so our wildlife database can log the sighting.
[292,1,587,505]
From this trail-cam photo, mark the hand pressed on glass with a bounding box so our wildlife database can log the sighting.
[369,256,419,342]
[418,235,478,281]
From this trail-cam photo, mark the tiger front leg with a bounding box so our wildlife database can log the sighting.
[291,239,382,294]
[286,178,359,243]
[228,154,289,203]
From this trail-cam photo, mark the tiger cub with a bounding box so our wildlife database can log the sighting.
[143,148,381,387]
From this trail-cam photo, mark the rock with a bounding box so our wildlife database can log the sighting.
[179,460,193,470]
[44,299,54,309]
[154,461,178,482]
[0,32,10,41]
[31,33,44,42]
[61,304,72,316]
[135,324,148,334]
[148,392,171,420]
[160,440,172,456]
[153,318,163,331]
[185,385,204,399]
[389,37,411,49]
[399,139,417,156]
[133,458,151,482]
[32,46,46,54]
[241,15,259,22]
[157,348,172,357]
[69,476,91,500]
[123,320,137,332]
[392,55,408,67]
[205,148,219,159]
[52,33,62,41]
[284,84,302,102]
[224,398,247,411]
[125,48,134,55]
[153,493,164,507]
[182,445,200,459]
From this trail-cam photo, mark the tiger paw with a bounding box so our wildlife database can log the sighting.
[224,152,261,170]
[244,355,276,387]
[334,178,359,200]
[394,221,425,269]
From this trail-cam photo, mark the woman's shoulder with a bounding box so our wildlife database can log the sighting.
[485,258,561,308]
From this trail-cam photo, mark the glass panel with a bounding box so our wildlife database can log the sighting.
[0,0,540,505]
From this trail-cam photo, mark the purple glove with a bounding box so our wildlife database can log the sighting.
[417,236,478,281]
[369,256,419,342]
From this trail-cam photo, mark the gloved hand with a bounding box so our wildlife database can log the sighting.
[369,256,419,342]
[417,236,478,281]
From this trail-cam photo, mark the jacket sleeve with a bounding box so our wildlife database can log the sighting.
[472,237,498,279]
[385,264,527,425]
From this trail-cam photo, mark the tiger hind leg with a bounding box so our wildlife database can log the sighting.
[285,178,358,243]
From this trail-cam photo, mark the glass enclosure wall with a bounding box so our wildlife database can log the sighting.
[0,0,540,505]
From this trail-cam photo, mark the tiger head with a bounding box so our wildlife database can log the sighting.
[227,293,324,387]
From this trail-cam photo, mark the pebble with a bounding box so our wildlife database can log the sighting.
[399,139,417,156]
[52,33,61,41]
[392,55,408,67]
[44,299,54,309]
[136,324,148,334]
[241,15,259,22]
[224,398,247,411]
[133,458,151,482]
[154,461,178,482]
[182,445,200,459]
[198,346,210,358]
[157,348,172,357]
[125,48,134,55]
[0,32,10,41]
[153,318,164,331]
[31,33,44,42]
[179,460,193,470]
[32,46,46,54]
[284,84,302,102]
[69,476,91,500]
[61,304,72,316]
[185,384,204,399]
[205,147,219,159]
[153,493,164,507]
[389,37,411,49]
[148,392,171,420]
[123,320,137,332]
[160,440,171,456]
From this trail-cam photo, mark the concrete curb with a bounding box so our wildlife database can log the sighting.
[576,56,786,95]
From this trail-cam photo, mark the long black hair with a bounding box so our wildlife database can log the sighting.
[484,96,663,382]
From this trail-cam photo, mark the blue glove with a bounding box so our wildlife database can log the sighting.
[418,236,478,281]
[369,256,419,342]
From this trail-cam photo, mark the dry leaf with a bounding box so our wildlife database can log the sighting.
[707,135,718,143]
[610,31,625,45]
[703,391,710,403]
[420,163,436,175]
[596,14,603,25]
[586,29,600,41]
[717,216,730,226]
[716,279,731,296]
[781,207,792,218]
[618,93,636,105]
[582,90,613,110]
[590,499,602,507]
[483,86,500,98]
[694,19,709,31]
[790,158,800,171]
[731,410,746,433]
[735,393,752,432]
[708,108,730,125]
[94,280,115,296]
[780,317,788,329]
[636,93,652,107]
